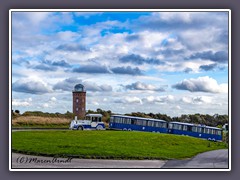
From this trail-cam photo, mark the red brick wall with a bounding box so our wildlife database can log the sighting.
[72,92,86,119]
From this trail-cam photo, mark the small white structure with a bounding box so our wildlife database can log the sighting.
[69,114,105,130]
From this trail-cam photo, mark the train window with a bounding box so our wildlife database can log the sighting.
[214,129,217,134]
[173,124,181,130]
[205,128,210,134]
[142,120,147,126]
[187,126,192,131]
[158,122,162,128]
[124,118,130,124]
[217,130,222,135]
[154,121,157,127]
[147,121,150,126]
[131,119,136,125]
[92,117,98,122]
[192,126,197,132]
[168,123,173,129]
[151,121,155,127]
[203,128,206,133]
[117,117,121,123]
[162,123,167,128]
[197,127,202,133]
[137,120,142,126]
[154,122,160,127]
[183,125,187,131]
[178,124,182,130]
[159,122,163,128]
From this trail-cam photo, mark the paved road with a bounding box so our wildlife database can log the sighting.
[11,149,228,169]
[11,153,166,169]
[162,149,229,169]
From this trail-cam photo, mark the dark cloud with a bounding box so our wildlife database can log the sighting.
[160,49,184,57]
[119,54,164,65]
[33,64,57,71]
[12,79,52,94]
[111,66,143,75]
[125,81,166,92]
[72,64,143,76]
[41,59,71,67]
[53,77,80,91]
[187,51,228,63]
[199,63,218,71]
[84,82,112,92]
[184,68,193,73]
[125,34,141,42]
[51,60,71,67]
[32,60,71,71]
[72,65,110,74]
[56,44,89,52]
[53,77,112,92]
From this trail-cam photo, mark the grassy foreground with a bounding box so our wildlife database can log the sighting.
[12,130,227,160]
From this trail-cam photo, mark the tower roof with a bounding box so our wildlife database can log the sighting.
[73,84,85,92]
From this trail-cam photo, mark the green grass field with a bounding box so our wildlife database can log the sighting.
[12,130,227,160]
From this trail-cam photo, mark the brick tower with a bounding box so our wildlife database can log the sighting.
[72,84,86,119]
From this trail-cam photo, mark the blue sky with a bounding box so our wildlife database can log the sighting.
[11,11,229,117]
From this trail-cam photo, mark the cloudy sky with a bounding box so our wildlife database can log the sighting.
[11,10,229,117]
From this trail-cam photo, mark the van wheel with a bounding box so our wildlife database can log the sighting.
[78,126,83,130]
[96,125,104,130]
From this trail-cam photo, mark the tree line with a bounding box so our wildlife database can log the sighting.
[12,109,228,127]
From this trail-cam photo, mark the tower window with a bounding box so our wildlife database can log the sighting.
[76,107,78,111]
[76,98,79,103]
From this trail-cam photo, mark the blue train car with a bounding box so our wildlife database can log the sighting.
[109,115,168,133]
[168,122,222,141]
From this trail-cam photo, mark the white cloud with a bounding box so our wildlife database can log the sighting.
[50,97,57,102]
[143,95,174,104]
[155,12,192,23]
[180,96,212,104]
[172,76,228,93]
[125,81,166,92]
[12,99,31,107]
[43,103,49,108]
[115,97,142,104]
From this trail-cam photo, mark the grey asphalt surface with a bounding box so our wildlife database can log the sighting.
[162,149,229,169]
[11,149,228,169]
